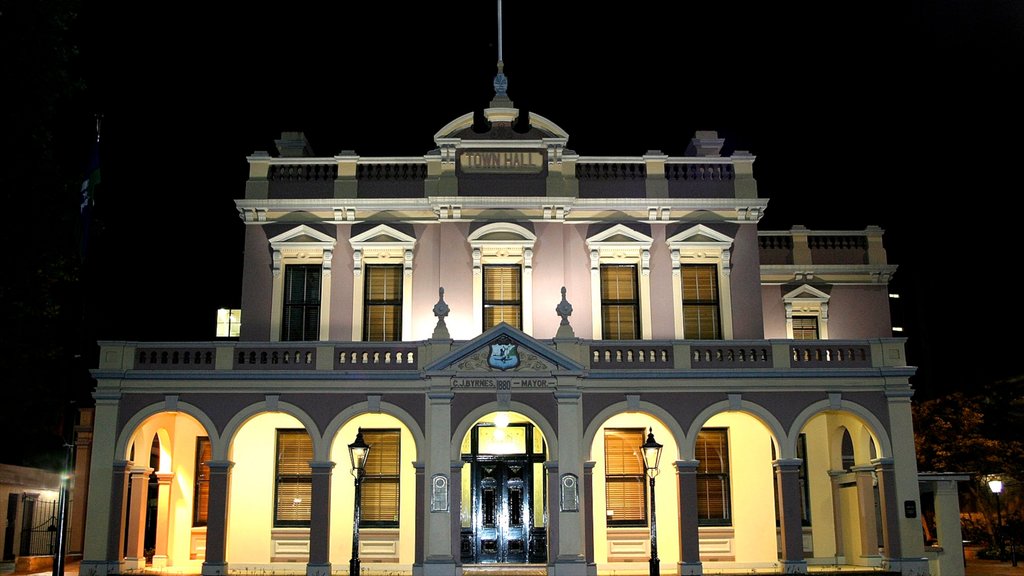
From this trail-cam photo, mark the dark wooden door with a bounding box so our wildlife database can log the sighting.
[472,460,530,563]
[3,493,17,561]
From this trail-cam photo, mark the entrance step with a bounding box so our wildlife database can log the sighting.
[462,564,548,576]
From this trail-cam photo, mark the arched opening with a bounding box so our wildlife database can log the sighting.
[329,413,419,570]
[119,411,210,571]
[590,412,680,572]
[458,411,548,564]
[800,412,886,568]
[225,411,313,566]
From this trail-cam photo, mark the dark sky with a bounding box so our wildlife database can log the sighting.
[75,0,1024,398]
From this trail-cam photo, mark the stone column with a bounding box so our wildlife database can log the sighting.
[554,390,586,576]
[423,392,455,576]
[547,461,561,569]
[451,461,464,565]
[307,461,335,576]
[69,407,94,557]
[774,459,807,573]
[151,472,174,569]
[932,479,966,576]
[883,390,929,576]
[201,460,234,576]
[675,460,702,576]
[583,462,596,576]
[82,396,121,576]
[123,466,153,570]
[852,465,880,560]
[413,462,425,576]
[873,458,902,565]
[828,471,845,560]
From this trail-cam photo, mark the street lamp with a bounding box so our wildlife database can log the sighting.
[349,429,371,576]
[989,479,1004,561]
[642,429,664,576]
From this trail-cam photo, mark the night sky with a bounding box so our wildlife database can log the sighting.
[18,1,1024,405]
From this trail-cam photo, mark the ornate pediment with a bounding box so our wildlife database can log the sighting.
[424,323,583,376]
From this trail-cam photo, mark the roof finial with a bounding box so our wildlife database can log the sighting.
[493,0,508,98]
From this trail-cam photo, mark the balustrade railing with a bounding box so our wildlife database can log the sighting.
[589,344,674,369]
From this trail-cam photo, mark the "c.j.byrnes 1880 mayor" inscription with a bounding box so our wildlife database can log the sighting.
[459,151,544,174]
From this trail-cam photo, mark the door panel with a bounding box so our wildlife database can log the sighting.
[472,460,530,563]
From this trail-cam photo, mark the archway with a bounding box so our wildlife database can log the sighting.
[458,411,549,564]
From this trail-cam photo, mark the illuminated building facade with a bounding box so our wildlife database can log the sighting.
[82,87,945,576]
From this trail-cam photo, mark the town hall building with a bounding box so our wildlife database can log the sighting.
[80,61,951,576]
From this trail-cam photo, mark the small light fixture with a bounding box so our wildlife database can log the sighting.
[494,412,510,429]
[349,429,370,477]
[989,479,1004,494]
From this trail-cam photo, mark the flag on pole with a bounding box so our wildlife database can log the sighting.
[79,120,101,261]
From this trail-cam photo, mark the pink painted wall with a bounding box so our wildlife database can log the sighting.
[827,285,892,338]
[328,224,354,340]
[531,222,565,339]
[761,286,787,339]
[239,226,272,341]
[563,224,593,339]
[730,225,765,339]
[410,223,474,340]
[648,224,675,339]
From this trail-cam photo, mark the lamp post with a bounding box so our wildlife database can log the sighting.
[349,429,371,576]
[642,429,664,576]
[989,479,1004,561]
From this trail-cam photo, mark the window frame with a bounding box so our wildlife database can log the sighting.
[282,264,323,342]
[681,263,722,340]
[695,427,731,526]
[193,436,211,527]
[783,284,830,340]
[599,264,641,340]
[603,428,648,528]
[359,429,402,528]
[349,224,416,341]
[469,222,536,335]
[482,264,523,331]
[666,224,734,340]
[586,224,653,340]
[274,428,313,528]
[363,264,404,341]
[268,225,336,342]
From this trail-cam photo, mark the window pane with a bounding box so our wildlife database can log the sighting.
[193,437,211,527]
[276,430,312,526]
[283,265,321,341]
[696,428,730,524]
[682,265,720,339]
[364,266,403,341]
[361,430,401,526]
[600,266,639,340]
[604,429,646,526]
[792,316,819,340]
[483,265,522,330]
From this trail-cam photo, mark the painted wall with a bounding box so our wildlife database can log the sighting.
[329,224,355,340]
[226,412,306,564]
[411,224,441,339]
[563,224,593,339]
[704,411,778,564]
[761,286,787,338]
[167,414,207,567]
[240,226,272,341]
[729,225,765,339]
[827,286,892,338]
[802,414,838,558]
[329,414,418,566]
[648,224,675,339]
[532,222,566,339]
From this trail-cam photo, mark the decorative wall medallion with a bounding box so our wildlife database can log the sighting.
[488,336,520,371]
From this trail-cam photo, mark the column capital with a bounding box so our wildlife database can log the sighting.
[773,458,803,471]
[129,465,154,476]
[207,460,235,472]
[544,460,559,471]
[851,464,876,474]
[871,457,895,470]
[309,460,336,472]
[583,461,596,471]
[155,472,175,484]
[675,459,700,472]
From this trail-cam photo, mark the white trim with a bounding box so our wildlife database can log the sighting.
[586,225,654,340]
[783,284,831,339]
[267,226,337,342]
[666,225,734,339]
[349,225,417,341]
[468,223,537,335]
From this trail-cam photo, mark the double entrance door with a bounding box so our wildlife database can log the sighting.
[468,459,532,563]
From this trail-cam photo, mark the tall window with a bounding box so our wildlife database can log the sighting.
[682,264,721,339]
[193,437,211,527]
[600,265,639,340]
[792,316,819,340]
[275,429,313,527]
[361,429,401,527]
[282,265,321,341]
[364,265,403,341]
[604,428,646,526]
[696,428,730,525]
[483,265,522,330]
